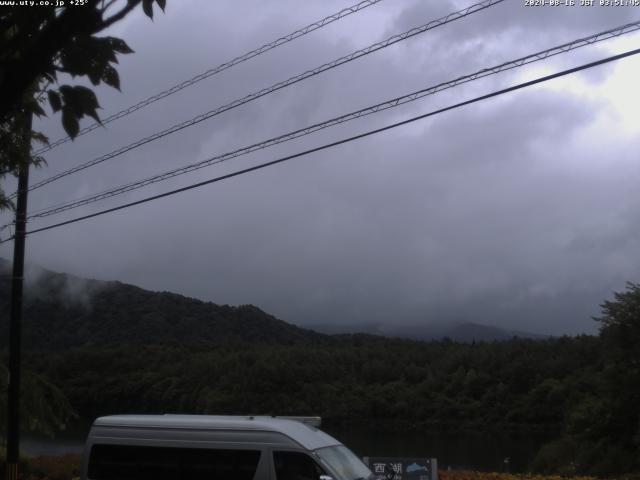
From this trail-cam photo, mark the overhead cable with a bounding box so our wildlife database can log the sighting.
[23,0,504,196]
[27,20,640,219]
[5,46,637,243]
[33,0,388,155]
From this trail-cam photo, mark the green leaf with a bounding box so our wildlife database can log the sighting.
[102,65,121,90]
[108,37,134,55]
[30,101,46,118]
[59,85,83,116]
[58,85,73,99]
[30,154,48,169]
[76,86,101,111]
[86,108,100,123]
[47,90,62,112]
[31,131,49,147]
[87,68,101,86]
[58,86,102,126]
[74,86,102,122]
[59,36,130,91]
[61,108,79,138]
[93,38,118,63]
[142,0,154,19]
[58,42,92,77]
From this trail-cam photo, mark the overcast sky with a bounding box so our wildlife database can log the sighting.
[2,0,640,335]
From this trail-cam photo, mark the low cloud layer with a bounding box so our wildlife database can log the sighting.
[2,0,640,335]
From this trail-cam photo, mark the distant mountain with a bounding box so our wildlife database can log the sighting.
[0,259,325,351]
[305,320,546,342]
[0,258,544,351]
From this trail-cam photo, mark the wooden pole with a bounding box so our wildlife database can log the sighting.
[6,110,32,480]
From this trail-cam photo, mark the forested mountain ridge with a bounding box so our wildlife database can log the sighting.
[1,259,639,475]
[0,258,545,349]
[0,258,540,349]
[0,259,325,350]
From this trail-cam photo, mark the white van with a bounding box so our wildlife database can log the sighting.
[81,414,374,480]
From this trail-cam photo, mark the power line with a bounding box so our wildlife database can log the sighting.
[22,0,504,196]
[6,46,638,243]
[33,0,388,155]
[27,20,640,220]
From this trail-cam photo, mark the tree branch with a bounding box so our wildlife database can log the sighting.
[101,0,142,29]
[100,0,120,15]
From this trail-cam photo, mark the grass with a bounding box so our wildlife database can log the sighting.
[0,451,80,480]
[1,451,637,480]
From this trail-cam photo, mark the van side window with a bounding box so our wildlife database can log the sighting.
[273,451,325,480]
[88,444,261,480]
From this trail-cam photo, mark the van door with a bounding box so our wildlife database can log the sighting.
[271,450,330,480]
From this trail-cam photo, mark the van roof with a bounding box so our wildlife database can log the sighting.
[93,415,341,451]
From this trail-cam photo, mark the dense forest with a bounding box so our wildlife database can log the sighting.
[1,261,639,475]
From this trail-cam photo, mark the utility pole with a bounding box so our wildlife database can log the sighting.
[6,110,32,480]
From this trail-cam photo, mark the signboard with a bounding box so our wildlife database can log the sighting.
[363,457,438,480]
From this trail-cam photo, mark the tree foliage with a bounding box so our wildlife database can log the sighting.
[0,362,76,439]
[591,282,640,471]
[2,264,639,475]
[0,0,166,210]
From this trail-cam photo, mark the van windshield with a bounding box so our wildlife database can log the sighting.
[314,445,373,480]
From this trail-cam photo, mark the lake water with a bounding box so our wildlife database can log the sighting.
[21,423,552,473]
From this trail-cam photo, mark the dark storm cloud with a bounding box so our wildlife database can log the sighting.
[3,0,640,336]
[393,0,637,42]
